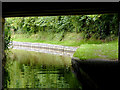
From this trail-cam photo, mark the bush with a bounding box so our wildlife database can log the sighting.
[4,22,12,50]
[5,14,118,40]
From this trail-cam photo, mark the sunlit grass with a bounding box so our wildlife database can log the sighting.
[73,41,118,60]
[12,32,105,47]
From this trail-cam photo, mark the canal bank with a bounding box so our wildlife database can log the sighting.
[10,41,78,57]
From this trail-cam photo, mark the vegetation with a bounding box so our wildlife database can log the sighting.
[4,13,118,60]
[12,32,105,46]
[3,14,118,88]
[3,21,12,67]
[5,13,118,41]
[3,12,119,89]
[73,40,118,60]
[4,22,12,50]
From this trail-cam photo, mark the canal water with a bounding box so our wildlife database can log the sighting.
[4,49,82,89]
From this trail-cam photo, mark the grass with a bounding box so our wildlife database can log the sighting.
[12,32,104,47]
[13,38,85,47]
[12,32,118,60]
[73,41,118,60]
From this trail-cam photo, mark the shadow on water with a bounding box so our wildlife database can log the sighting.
[4,49,82,89]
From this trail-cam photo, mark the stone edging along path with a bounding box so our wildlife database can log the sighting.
[10,41,79,57]
[12,41,78,52]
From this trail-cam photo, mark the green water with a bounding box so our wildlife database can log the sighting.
[4,49,82,89]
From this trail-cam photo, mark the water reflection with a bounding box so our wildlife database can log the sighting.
[4,49,82,89]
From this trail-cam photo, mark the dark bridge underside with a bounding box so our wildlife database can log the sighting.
[2,2,119,17]
[2,2,120,90]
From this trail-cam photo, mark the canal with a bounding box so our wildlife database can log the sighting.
[4,47,82,88]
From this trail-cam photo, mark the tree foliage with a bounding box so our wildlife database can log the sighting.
[5,14,118,39]
[4,21,12,50]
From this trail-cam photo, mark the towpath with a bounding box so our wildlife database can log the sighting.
[10,41,79,57]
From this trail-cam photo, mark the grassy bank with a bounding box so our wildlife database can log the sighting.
[12,32,108,47]
[73,41,118,60]
[12,32,118,60]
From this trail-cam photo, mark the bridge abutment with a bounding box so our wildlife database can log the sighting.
[0,17,5,89]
